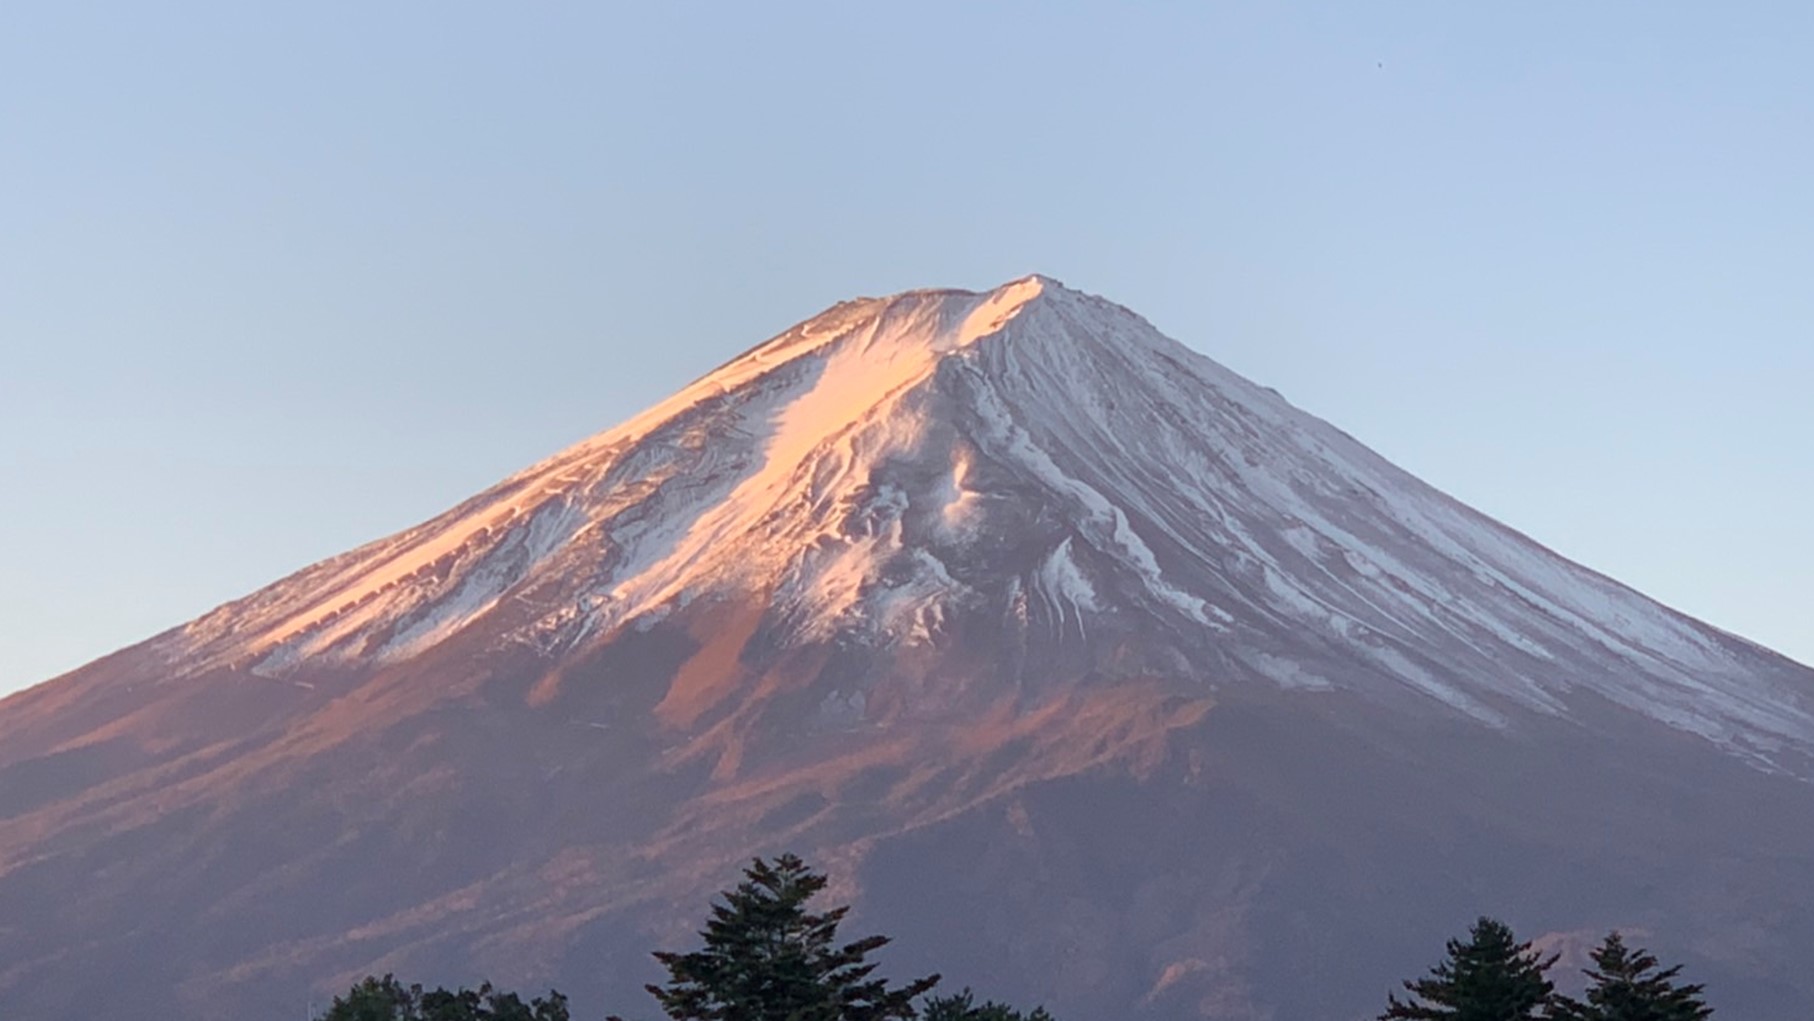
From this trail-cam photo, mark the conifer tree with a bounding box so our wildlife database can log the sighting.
[1381,916,1562,1021]
[323,975,417,1021]
[319,974,569,1021]
[641,853,939,1021]
[1552,932,1713,1021]
[921,987,1055,1021]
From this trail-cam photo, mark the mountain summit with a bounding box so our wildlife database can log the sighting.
[3,278,1813,1020]
[154,275,1814,762]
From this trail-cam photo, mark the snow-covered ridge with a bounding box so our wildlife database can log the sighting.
[169,277,1054,667]
[160,275,1814,768]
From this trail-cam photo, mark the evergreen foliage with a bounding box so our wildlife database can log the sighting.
[1380,916,1562,1021]
[638,853,939,1021]
[920,987,1054,1021]
[323,975,417,1021]
[319,872,1731,1021]
[320,973,569,1021]
[1551,932,1713,1021]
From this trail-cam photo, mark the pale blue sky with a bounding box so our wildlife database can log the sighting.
[2,2,1809,695]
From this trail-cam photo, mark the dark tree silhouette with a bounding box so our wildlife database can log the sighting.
[319,974,569,1021]
[1552,932,1713,1021]
[921,987,1054,1021]
[1381,916,1562,1020]
[637,853,939,1021]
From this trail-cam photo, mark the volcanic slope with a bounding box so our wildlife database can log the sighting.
[2,276,1812,1021]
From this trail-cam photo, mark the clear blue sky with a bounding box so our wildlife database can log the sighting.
[3,2,1810,695]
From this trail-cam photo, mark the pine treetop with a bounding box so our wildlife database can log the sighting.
[644,854,938,1021]
[1553,931,1714,1021]
[1380,917,1561,1021]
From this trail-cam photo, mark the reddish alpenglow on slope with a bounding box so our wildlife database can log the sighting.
[3,277,1813,1021]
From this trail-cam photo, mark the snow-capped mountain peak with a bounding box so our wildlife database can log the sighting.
[162,276,1814,771]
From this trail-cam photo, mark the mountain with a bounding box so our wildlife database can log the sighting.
[2,275,1812,1020]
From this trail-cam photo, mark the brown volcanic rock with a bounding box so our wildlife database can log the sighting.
[2,277,1812,1019]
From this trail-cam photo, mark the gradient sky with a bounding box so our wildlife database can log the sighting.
[2,2,1809,696]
